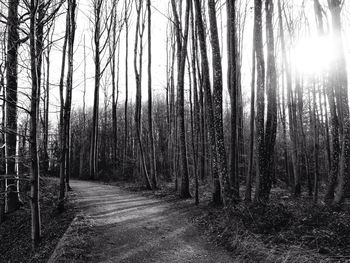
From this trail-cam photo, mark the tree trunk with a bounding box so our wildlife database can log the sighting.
[123,0,129,174]
[5,0,20,213]
[171,0,191,198]
[246,29,255,202]
[254,0,278,203]
[147,0,157,189]
[227,0,240,201]
[58,11,69,211]
[328,1,350,204]
[64,0,76,191]
[208,0,231,205]
[90,0,103,180]
[30,0,41,246]
[134,0,152,190]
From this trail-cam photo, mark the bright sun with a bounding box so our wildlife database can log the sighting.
[293,36,334,75]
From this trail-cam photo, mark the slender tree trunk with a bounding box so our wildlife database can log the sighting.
[328,1,350,204]
[134,0,152,190]
[29,0,41,246]
[90,0,104,180]
[254,0,278,203]
[208,0,231,205]
[123,0,129,174]
[5,0,20,212]
[312,82,320,203]
[190,4,200,205]
[147,0,157,189]
[64,0,76,191]
[58,11,69,211]
[278,0,300,196]
[110,2,118,170]
[194,0,222,204]
[227,0,240,201]
[43,34,51,175]
[246,30,255,202]
[171,0,191,198]
[79,35,87,178]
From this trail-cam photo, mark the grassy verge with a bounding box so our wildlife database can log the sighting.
[0,177,76,263]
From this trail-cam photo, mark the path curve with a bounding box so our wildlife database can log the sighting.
[48,180,235,263]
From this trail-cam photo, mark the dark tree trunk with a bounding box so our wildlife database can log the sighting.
[171,0,191,198]
[5,0,20,213]
[29,0,41,247]
[208,0,231,205]
[328,1,350,205]
[227,0,240,202]
[147,0,157,189]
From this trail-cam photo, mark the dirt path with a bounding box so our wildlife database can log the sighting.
[48,180,235,263]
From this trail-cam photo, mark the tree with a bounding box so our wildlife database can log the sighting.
[254,0,278,203]
[226,0,240,201]
[58,8,69,210]
[134,0,152,190]
[64,0,76,191]
[29,0,41,247]
[328,0,350,205]
[171,0,191,198]
[147,0,157,189]
[5,0,21,212]
[89,0,113,179]
[123,0,131,174]
[57,0,76,210]
[208,0,231,205]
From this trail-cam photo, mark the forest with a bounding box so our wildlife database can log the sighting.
[0,0,350,262]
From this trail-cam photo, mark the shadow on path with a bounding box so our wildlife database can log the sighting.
[48,180,235,263]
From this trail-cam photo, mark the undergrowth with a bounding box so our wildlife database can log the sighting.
[193,195,350,262]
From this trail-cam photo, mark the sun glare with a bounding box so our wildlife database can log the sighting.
[293,36,334,75]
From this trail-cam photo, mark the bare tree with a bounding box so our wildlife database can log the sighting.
[208,0,231,205]
[147,0,157,189]
[171,0,191,198]
[328,0,350,205]
[134,0,152,190]
[254,0,278,203]
[5,0,21,212]
[29,0,41,247]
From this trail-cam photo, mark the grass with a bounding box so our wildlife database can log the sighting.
[192,190,350,262]
[0,177,76,263]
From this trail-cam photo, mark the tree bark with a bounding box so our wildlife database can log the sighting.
[171,0,191,198]
[147,0,157,189]
[227,0,240,201]
[29,0,41,247]
[328,0,350,204]
[5,0,20,213]
[208,0,231,205]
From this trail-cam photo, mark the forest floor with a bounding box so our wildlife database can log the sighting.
[2,178,350,262]
[48,180,235,263]
[105,181,350,262]
[0,177,76,263]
